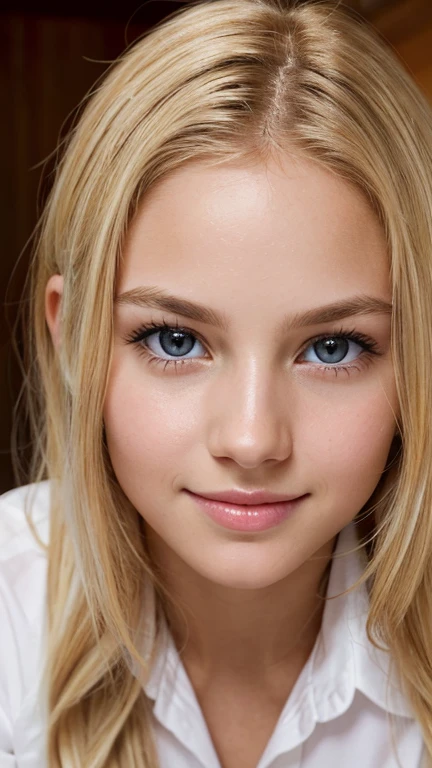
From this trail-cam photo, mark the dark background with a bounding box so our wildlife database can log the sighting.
[1,0,431,493]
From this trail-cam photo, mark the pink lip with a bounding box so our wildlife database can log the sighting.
[186,489,302,505]
[184,490,307,532]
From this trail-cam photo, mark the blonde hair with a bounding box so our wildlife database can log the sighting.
[12,0,432,764]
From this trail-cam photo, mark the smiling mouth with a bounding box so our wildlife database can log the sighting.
[184,490,309,532]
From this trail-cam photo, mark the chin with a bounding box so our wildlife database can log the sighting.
[197,560,292,591]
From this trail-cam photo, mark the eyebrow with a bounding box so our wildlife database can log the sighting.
[114,286,392,333]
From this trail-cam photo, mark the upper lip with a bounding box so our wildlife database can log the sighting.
[186,489,305,505]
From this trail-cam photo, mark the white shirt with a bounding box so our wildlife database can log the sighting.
[0,481,426,768]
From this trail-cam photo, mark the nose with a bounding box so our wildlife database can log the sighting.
[206,361,293,469]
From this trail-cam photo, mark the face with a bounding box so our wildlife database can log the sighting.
[103,154,398,591]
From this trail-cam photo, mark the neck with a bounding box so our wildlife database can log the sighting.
[148,534,337,686]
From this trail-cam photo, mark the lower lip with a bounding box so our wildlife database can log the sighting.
[185,491,307,532]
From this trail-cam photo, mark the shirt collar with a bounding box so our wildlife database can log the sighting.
[314,520,414,721]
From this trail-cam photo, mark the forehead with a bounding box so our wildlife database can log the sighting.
[118,155,390,312]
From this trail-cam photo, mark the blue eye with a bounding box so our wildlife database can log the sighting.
[303,336,364,365]
[125,320,206,369]
[144,326,203,359]
[297,330,382,377]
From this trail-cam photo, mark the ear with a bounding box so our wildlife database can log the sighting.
[45,274,64,351]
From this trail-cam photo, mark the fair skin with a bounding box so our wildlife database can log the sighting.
[45,153,398,767]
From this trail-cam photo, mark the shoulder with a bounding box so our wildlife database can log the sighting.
[0,481,51,634]
[0,480,50,561]
[0,481,51,744]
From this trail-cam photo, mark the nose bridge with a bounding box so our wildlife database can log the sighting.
[207,355,293,467]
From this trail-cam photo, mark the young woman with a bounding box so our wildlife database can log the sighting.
[1,0,432,765]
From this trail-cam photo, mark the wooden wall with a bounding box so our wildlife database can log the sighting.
[1,2,432,492]
[373,0,432,100]
[1,15,147,492]
[395,26,432,100]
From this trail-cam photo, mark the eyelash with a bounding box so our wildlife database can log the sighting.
[123,318,382,377]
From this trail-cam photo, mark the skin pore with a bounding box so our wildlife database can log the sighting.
[45,153,399,762]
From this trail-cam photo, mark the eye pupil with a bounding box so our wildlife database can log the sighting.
[314,338,349,364]
[323,339,338,354]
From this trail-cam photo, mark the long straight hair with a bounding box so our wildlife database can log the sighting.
[13,0,432,764]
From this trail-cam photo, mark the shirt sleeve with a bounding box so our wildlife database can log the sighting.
[0,707,15,766]
[0,485,49,767]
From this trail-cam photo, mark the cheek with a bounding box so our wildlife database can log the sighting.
[102,360,199,492]
[300,380,398,506]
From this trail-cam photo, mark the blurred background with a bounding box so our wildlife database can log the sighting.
[1,0,432,493]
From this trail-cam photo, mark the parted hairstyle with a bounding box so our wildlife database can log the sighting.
[11,0,432,765]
